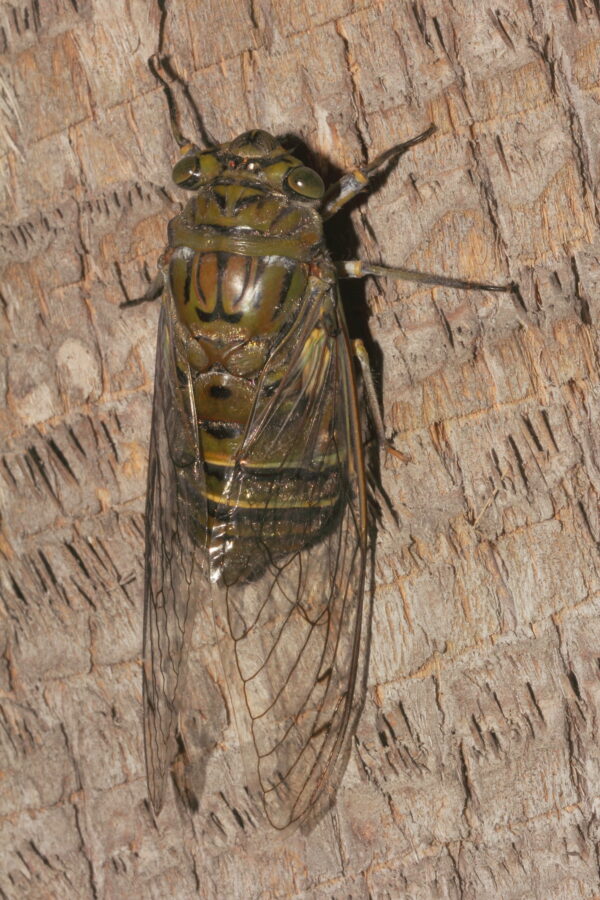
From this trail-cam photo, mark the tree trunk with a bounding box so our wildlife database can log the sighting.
[2,0,600,897]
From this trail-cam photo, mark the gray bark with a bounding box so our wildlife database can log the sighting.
[2,0,600,897]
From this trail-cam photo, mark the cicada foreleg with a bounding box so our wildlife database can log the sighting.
[148,54,219,151]
[322,124,437,220]
[353,338,410,465]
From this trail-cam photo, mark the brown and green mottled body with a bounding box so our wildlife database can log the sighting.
[163,130,344,582]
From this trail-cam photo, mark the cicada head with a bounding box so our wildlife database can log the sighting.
[170,130,325,227]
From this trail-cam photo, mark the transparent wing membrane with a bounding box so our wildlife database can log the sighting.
[143,303,210,813]
[211,282,368,829]
[144,284,368,829]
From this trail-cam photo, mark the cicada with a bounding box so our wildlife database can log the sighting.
[131,57,514,832]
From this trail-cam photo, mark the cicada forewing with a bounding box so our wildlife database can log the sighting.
[142,299,211,814]
[210,274,369,831]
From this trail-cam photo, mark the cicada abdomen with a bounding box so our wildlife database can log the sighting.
[137,58,514,832]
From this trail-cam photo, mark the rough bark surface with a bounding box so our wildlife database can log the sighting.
[2,0,600,897]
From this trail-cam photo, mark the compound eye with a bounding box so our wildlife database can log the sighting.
[172,152,220,189]
[285,166,325,200]
[172,153,201,189]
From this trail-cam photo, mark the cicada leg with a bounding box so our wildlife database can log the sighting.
[324,127,516,294]
[148,54,218,151]
[353,338,410,464]
[322,124,436,220]
[337,260,516,294]
[120,271,165,309]
[348,260,516,462]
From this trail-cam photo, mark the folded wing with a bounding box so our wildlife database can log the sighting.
[212,279,369,830]
[143,302,210,813]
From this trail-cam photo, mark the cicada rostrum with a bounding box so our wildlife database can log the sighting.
[130,57,514,832]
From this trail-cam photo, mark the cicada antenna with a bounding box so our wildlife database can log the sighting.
[148,54,219,150]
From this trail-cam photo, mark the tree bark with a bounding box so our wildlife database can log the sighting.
[2,0,600,897]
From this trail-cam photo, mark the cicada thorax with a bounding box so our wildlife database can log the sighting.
[165,131,345,584]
